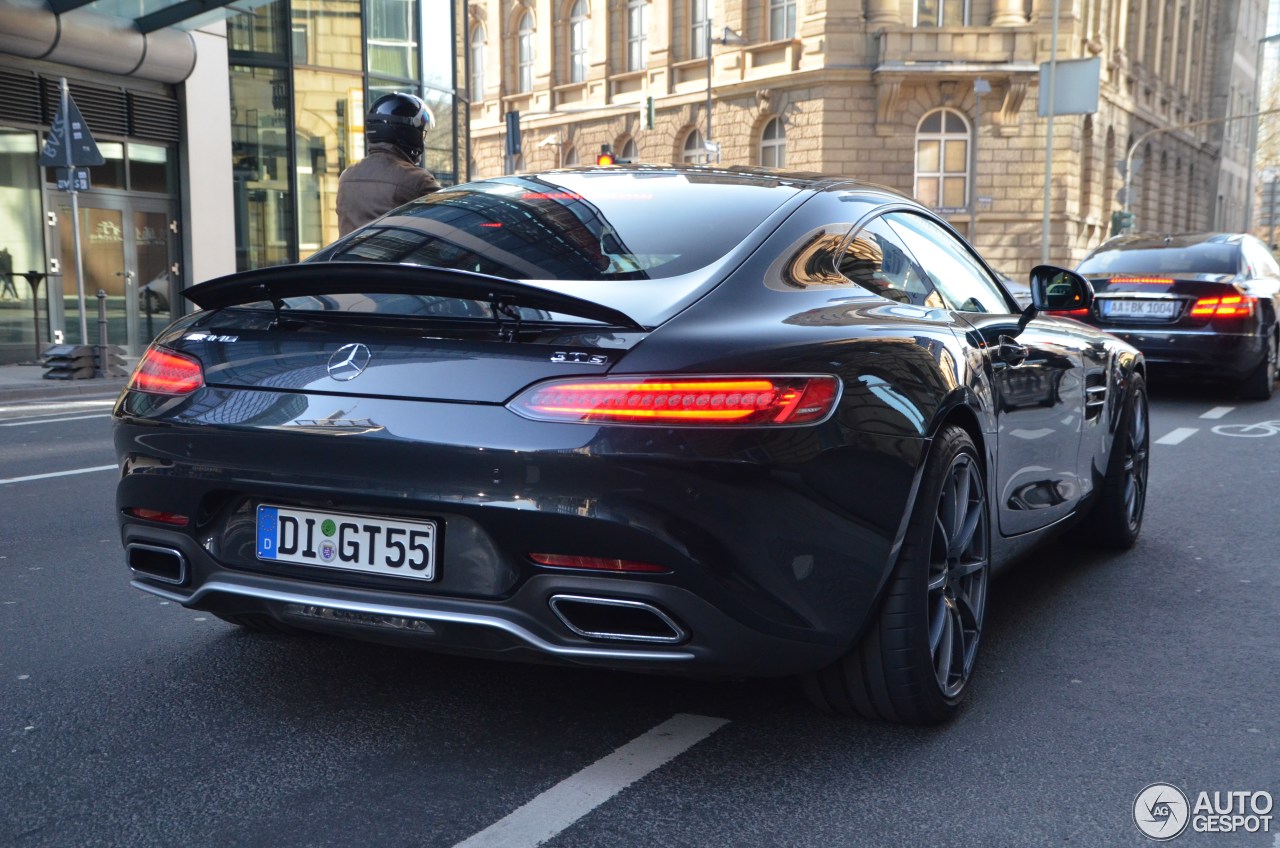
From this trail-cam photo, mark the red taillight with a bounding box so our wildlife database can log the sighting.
[127,508,190,526]
[128,347,204,395]
[1046,307,1091,317]
[508,375,841,426]
[529,553,669,573]
[1188,294,1255,319]
[1109,276,1174,285]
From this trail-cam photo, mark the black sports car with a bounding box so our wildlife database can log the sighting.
[113,165,1147,725]
[1074,233,1280,399]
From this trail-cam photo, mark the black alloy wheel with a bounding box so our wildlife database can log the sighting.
[1078,373,1149,549]
[1240,334,1278,401]
[803,426,989,725]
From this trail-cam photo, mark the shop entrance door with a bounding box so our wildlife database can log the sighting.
[52,197,178,357]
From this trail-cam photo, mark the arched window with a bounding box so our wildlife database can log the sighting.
[760,117,785,167]
[518,12,535,94]
[691,0,708,59]
[621,138,638,161]
[770,0,797,39]
[627,0,647,72]
[563,146,578,166]
[915,108,969,211]
[470,25,486,102]
[682,128,707,164]
[569,0,588,83]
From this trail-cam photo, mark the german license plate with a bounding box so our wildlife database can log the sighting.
[256,505,437,580]
[1101,299,1179,319]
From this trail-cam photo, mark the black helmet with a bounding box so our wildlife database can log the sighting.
[366,92,435,161]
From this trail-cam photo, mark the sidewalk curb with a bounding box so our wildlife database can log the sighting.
[0,378,127,404]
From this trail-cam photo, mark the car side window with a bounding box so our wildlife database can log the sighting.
[837,216,943,307]
[885,212,1013,314]
[1243,238,1280,279]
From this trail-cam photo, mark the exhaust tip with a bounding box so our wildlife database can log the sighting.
[127,543,187,585]
[549,595,687,644]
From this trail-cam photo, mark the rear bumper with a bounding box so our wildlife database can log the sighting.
[114,390,927,678]
[1098,327,1264,379]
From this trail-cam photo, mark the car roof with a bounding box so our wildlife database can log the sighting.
[1091,232,1246,252]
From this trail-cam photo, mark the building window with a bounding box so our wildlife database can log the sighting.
[691,0,708,59]
[368,0,418,79]
[569,0,588,82]
[682,128,707,163]
[770,0,796,40]
[621,138,638,161]
[915,108,969,211]
[916,0,968,26]
[627,0,647,72]
[518,12,535,93]
[470,25,486,101]
[760,117,785,167]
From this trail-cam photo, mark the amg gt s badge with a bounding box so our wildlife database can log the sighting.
[550,351,609,365]
[327,343,372,381]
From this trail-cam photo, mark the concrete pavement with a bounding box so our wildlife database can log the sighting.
[0,362,128,403]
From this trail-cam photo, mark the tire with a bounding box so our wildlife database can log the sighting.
[803,426,989,725]
[1238,334,1277,401]
[1078,372,1149,550]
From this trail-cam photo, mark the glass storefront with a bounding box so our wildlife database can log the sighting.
[230,0,467,270]
[0,130,47,365]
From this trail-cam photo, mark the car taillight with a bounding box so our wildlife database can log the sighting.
[127,507,190,526]
[128,347,204,395]
[508,375,840,426]
[529,553,670,573]
[1046,307,1091,317]
[1109,276,1174,285]
[1188,295,1255,319]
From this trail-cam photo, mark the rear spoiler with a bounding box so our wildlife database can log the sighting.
[182,261,645,330]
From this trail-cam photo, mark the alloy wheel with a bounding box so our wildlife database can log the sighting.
[926,452,988,698]
[1120,387,1150,533]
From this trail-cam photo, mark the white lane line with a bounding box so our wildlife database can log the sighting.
[451,713,730,848]
[1200,406,1234,420]
[0,414,111,427]
[0,464,117,485]
[1155,427,1199,446]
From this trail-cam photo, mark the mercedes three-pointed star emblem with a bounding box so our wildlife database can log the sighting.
[326,343,371,381]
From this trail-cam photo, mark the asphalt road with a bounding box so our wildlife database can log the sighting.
[1,382,1277,847]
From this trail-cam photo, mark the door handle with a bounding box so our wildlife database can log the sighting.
[995,336,1028,366]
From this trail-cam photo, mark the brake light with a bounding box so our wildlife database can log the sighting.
[529,553,669,573]
[128,347,204,395]
[1109,277,1174,285]
[127,507,190,526]
[1188,295,1255,319]
[1047,308,1091,317]
[508,375,840,425]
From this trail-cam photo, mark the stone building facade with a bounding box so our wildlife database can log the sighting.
[466,0,1266,278]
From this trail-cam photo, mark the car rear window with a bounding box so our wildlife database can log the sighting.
[311,171,802,281]
[1077,242,1240,277]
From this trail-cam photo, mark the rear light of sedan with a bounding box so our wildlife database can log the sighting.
[529,553,670,573]
[1046,307,1091,318]
[1189,295,1256,319]
[1109,276,1174,285]
[127,347,204,395]
[508,375,841,426]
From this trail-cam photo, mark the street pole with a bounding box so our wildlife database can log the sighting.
[971,78,990,238]
[61,78,89,345]
[705,17,713,153]
[1245,33,1280,233]
[1040,0,1060,265]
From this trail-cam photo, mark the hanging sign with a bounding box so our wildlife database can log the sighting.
[39,94,105,167]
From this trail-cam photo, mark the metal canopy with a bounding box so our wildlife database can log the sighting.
[49,0,266,34]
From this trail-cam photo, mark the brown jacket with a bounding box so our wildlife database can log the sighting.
[336,143,442,236]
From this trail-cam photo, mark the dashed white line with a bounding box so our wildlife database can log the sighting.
[0,413,111,427]
[1200,406,1234,420]
[1155,427,1199,446]
[0,464,117,485]
[451,713,730,848]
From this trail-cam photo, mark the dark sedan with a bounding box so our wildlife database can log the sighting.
[1073,233,1280,399]
[113,165,1146,725]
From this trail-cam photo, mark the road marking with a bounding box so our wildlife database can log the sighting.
[1200,406,1234,420]
[1154,427,1198,445]
[0,464,117,485]
[0,413,111,427]
[451,713,730,848]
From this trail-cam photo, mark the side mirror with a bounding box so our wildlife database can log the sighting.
[1029,265,1094,313]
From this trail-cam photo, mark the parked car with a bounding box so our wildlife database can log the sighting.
[113,165,1146,725]
[1073,233,1280,399]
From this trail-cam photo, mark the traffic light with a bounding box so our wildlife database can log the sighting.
[1110,210,1135,236]
[641,96,656,131]
[596,144,615,166]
